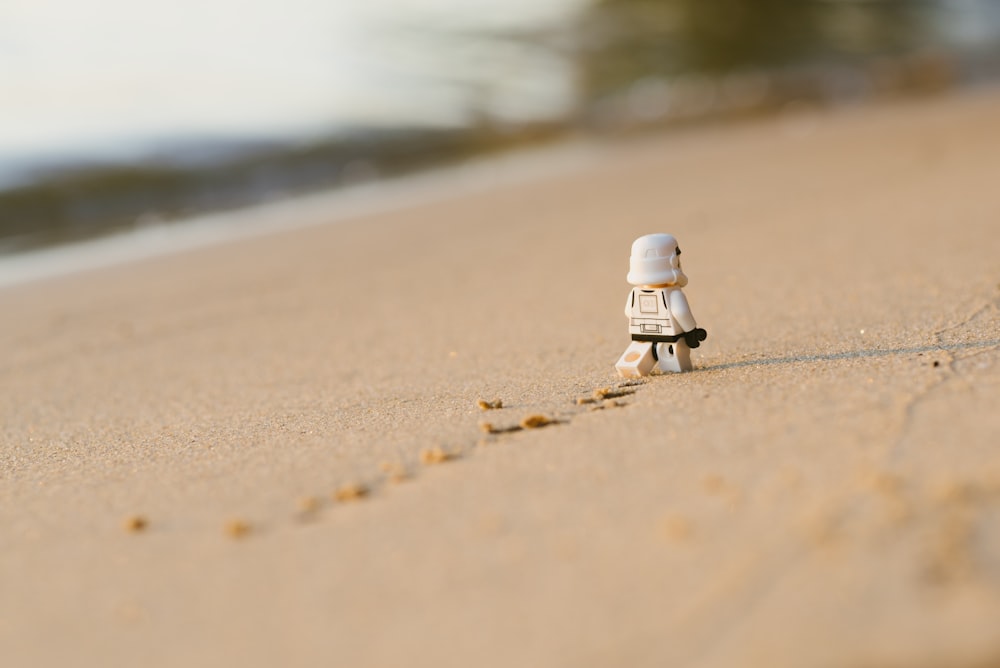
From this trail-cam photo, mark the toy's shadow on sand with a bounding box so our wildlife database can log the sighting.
[706,338,1000,372]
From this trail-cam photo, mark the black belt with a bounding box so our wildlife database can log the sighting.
[632,333,682,343]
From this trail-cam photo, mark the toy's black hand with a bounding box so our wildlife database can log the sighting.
[683,328,707,349]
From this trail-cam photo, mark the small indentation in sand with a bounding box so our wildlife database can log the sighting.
[701,474,743,506]
[480,422,524,435]
[379,461,410,483]
[520,414,554,429]
[702,474,728,495]
[593,387,637,401]
[122,515,148,533]
[334,483,369,502]
[797,502,844,547]
[225,519,251,539]
[420,447,458,465]
[662,513,694,542]
[297,496,321,513]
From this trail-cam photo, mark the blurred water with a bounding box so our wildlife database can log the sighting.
[5,0,1000,183]
[0,0,581,184]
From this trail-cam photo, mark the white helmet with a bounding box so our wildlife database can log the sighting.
[626,233,688,287]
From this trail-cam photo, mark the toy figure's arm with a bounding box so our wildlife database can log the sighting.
[670,290,696,331]
[670,290,708,348]
[624,290,634,319]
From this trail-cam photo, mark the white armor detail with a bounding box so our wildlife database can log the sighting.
[626,287,678,338]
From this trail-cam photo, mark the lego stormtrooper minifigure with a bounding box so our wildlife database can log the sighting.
[615,233,707,377]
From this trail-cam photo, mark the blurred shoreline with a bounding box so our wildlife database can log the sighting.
[0,123,566,255]
[0,137,602,288]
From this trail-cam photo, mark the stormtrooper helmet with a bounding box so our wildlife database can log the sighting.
[626,233,688,287]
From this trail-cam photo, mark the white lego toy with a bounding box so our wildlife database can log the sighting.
[615,233,707,377]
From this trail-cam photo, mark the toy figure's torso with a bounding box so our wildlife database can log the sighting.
[626,287,679,341]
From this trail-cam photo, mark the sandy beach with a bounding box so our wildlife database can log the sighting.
[2,88,999,667]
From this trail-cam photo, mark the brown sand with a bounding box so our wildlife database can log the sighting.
[2,89,999,667]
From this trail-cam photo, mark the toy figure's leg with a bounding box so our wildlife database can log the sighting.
[656,341,693,373]
[615,340,656,378]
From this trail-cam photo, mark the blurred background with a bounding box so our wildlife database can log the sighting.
[2,0,1000,254]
